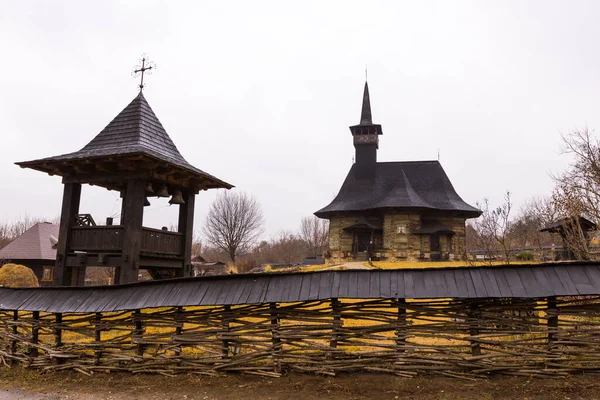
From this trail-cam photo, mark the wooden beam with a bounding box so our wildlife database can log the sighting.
[134,310,145,356]
[66,255,123,267]
[468,303,481,357]
[54,313,63,348]
[547,297,558,347]
[94,312,102,364]
[62,171,150,185]
[120,179,145,284]
[30,311,40,357]
[328,298,341,360]
[177,189,195,278]
[396,298,407,353]
[138,257,184,269]
[270,303,281,372]
[54,183,82,286]
[11,311,18,365]
[221,305,230,359]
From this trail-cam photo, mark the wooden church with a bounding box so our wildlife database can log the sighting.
[315,82,480,262]
[17,63,232,286]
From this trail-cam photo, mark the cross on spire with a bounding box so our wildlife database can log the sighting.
[133,55,155,91]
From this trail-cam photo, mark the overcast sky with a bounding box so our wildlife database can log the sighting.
[1,1,599,239]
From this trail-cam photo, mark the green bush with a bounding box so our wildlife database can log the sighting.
[515,251,534,261]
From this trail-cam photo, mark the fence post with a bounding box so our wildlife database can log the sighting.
[54,313,63,348]
[134,310,144,357]
[547,296,558,365]
[94,312,102,364]
[270,303,281,371]
[221,305,230,359]
[547,297,558,344]
[54,313,63,364]
[328,298,342,360]
[396,298,407,353]
[174,306,184,356]
[30,311,40,358]
[11,311,18,364]
[468,303,481,357]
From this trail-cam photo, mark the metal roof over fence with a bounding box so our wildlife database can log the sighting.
[1,262,600,313]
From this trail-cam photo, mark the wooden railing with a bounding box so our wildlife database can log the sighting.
[70,226,124,252]
[141,227,183,256]
[69,226,183,256]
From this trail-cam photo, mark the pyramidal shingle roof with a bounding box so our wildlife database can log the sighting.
[76,91,191,164]
[314,161,481,218]
[17,92,232,189]
[0,223,59,261]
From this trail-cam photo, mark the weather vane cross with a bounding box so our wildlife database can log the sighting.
[132,55,156,91]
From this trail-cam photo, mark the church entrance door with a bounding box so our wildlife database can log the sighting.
[356,232,371,253]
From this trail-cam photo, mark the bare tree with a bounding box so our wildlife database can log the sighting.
[203,191,264,264]
[471,191,513,263]
[553,127,600,221]
[551,127,600,259]
[298,216,329,258]
[268,231,306,264]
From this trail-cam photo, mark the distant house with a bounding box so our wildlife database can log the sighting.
[0,222,59,286]
[191,255,228,276]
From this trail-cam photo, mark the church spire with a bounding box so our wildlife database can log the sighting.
[360,81,373,125]
[349,80,383,176]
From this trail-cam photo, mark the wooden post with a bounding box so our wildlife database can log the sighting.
[174,307,183,356]
[54,313,63,365]
[396,298,407,353]
[134,310,144,357]
[71,267,86,287]
[270,303,281,371]
[120,179,145,284]
[222,305,230,359]
[329,298,342,359]
[468,303,481,357]
[177,189,196,278]
[54,183,82,286]
[94,312,102,364]
[54,313,63,347]
[30,311,40,357]
[11,311,18,364]
[547,297,558,348]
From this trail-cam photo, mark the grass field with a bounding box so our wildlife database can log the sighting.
[305,260,541,271]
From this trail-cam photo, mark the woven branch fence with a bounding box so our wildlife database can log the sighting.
[1,296,599,379]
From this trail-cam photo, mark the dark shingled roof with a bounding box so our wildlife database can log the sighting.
[0,222,59,261]
[540,216,596,233]
[1,262,600,312]
[315,160,481,218]
[16,92,232,189]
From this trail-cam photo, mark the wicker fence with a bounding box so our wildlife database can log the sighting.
[1,296,599,379]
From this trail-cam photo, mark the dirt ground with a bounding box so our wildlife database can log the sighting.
[1,368,599,400]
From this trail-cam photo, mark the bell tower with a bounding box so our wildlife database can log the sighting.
[349,81,383,176]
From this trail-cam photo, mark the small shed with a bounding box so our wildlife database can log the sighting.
[540,216,596,260]
[0,222,59,286]
[192,255,228,276]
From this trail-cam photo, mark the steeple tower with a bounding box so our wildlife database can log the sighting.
[349,81,383,175]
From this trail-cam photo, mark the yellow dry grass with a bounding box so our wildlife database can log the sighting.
[371,260,540,270]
